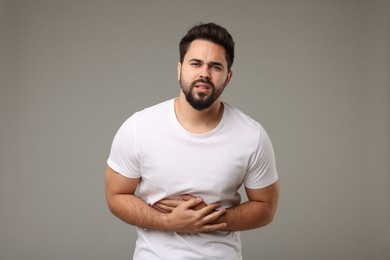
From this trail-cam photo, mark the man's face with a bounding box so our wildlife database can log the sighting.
[178,39,233,111]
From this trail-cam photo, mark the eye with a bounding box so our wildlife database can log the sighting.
[212,65,223,71]
[190,62,201,67]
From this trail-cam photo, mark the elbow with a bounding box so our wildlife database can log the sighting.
[106,199,115,215]
[263,212,276,226]
[105,193,119,216]
[257,204,278,228]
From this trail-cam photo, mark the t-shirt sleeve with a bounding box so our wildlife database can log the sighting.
[107,115,141,178]
[244,126,278,189]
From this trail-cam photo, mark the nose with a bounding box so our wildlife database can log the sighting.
[199,65,211,79]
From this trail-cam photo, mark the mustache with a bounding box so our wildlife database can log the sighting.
[191,78,215,88]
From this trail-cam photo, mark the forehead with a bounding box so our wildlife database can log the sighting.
[185,39,227,64]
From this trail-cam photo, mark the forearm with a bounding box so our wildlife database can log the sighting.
[218,181,280,231]
[153,182,279,232]
[107,193,169,231]
[107,194,227,233]
[218,200,276,231]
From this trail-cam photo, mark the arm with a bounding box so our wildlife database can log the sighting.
[105,166,227,233]
[154,180,280,231]
[218,180,280,231]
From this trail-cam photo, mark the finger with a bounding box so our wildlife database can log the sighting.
[202,208,226,223]
[158,199,183,207]
[153,207,169,214]
[181,197,203,209]
[197,202,222,215]
[201,222,227,233]
[180,194,196,201]
[153,203,173,213]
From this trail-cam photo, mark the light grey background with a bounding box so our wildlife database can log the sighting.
[1,0,389,259]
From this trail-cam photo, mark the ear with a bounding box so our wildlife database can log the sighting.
[177,62,182,81]
[226,70,233,85]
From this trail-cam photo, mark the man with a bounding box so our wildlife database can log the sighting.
[105,22,280,259]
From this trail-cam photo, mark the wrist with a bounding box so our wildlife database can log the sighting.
[161,213,172,232]
[211,208,227,224]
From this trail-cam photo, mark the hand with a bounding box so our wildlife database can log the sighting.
[159,197,227,233]
[153,194,208,213]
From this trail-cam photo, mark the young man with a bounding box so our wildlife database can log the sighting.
[105,22,280,259]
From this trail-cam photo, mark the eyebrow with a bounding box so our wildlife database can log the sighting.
[188,58,225,68]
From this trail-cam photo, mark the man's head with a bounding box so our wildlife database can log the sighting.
[178,23,235,111]
[179,23,235,71]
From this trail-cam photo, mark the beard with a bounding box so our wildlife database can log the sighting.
[180,75,227,111]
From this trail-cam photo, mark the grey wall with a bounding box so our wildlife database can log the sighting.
[1,1,389,259]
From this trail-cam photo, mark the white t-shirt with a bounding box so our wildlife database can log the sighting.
[107,99,278,260]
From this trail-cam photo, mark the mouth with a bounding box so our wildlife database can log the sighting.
[193,79,213,90]
[193,84,212,95]
[194,83,211,89]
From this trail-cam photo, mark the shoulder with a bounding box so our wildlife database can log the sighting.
[223,102,263,133]
[223,102,273,148]
[135,99,172,118]
[122,99,173,125]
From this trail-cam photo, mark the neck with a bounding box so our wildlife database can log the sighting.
[174,91,224,134]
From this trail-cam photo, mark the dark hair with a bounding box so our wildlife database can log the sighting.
[179,23,235,70]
